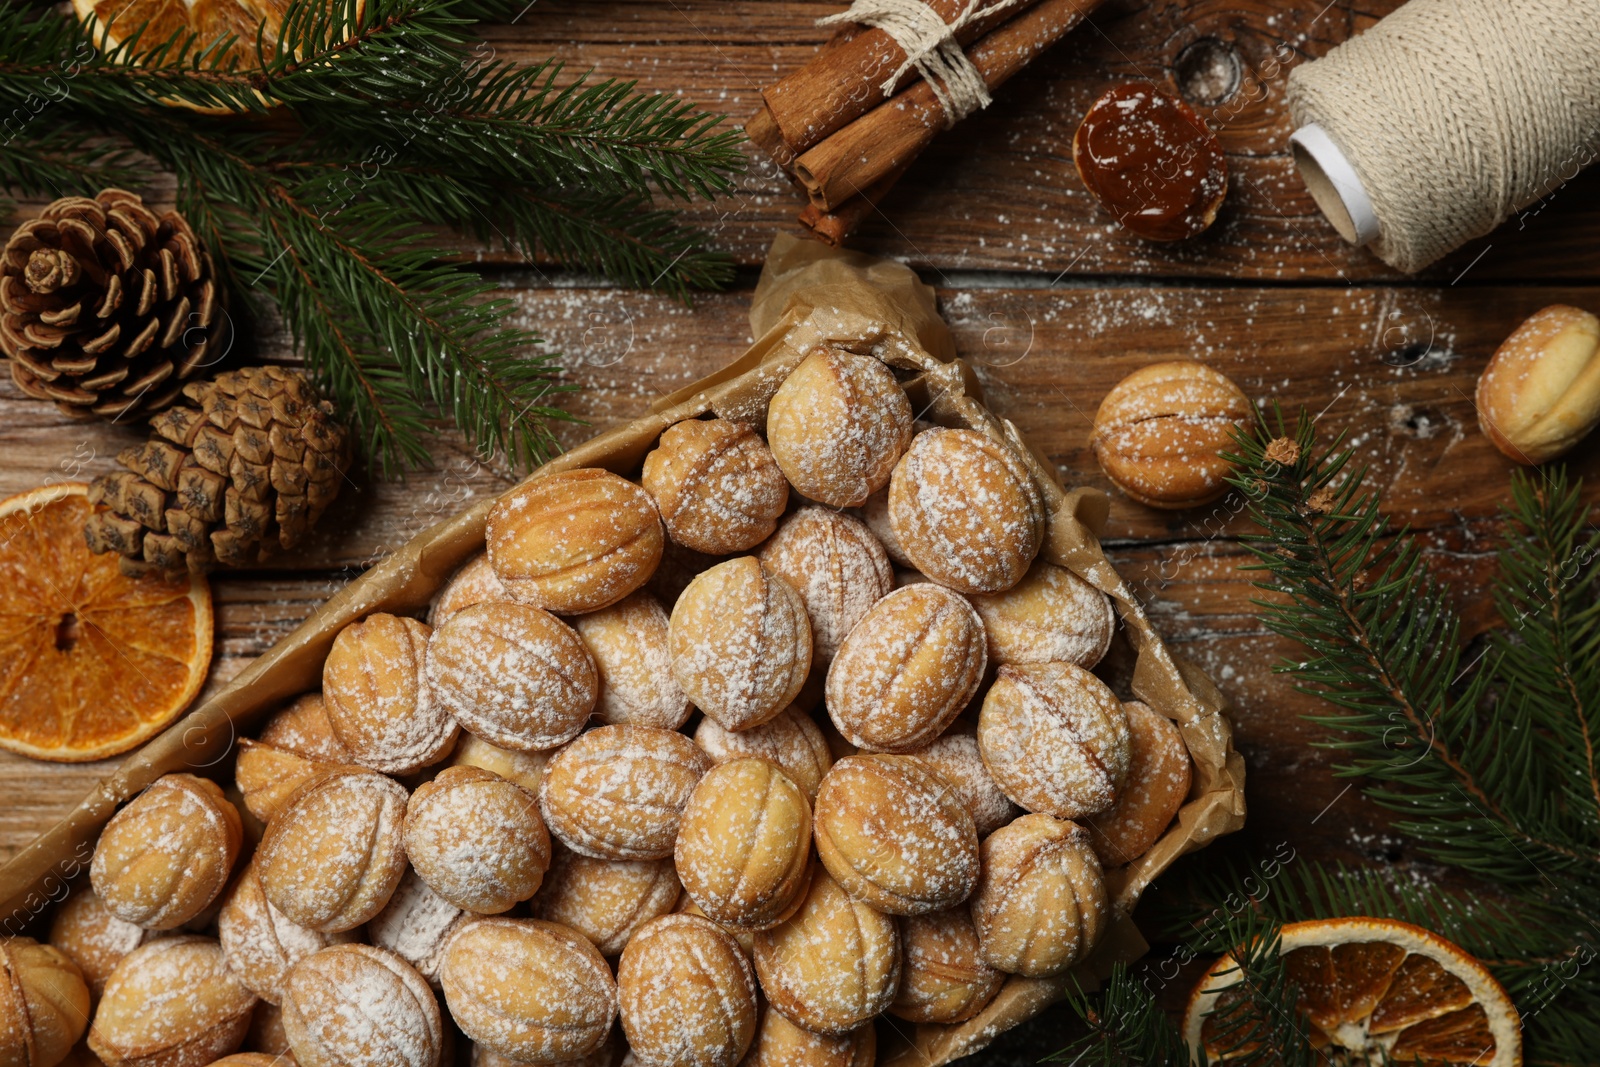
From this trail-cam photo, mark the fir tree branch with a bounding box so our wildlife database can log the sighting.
[1224,412,1600,886]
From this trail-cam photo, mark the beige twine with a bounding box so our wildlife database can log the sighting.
[1286,0,1600,273]
[818,0,1030,126]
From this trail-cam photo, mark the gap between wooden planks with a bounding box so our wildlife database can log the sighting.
[2,281,1596,874]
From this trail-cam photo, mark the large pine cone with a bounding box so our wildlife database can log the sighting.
[85,367,352,574]
[0,189,229,420]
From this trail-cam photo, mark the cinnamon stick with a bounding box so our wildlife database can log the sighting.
[794,0,1107,211]
[761,0,1039,157]
[798,159,916,245]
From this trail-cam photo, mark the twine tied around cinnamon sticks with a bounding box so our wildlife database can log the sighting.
[750,0,1106,245]
[815,0,1031,127]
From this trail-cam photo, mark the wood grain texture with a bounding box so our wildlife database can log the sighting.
[3,1,1600,1054]
[3,282,1596,871]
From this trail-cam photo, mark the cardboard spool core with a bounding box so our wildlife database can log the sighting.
[1290,123,1380,246]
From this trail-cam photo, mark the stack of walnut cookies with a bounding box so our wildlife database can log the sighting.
[8,348,1195,1067]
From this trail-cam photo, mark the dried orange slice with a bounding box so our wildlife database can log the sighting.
[74,0,295,65]
[0,483,211,762]
[1184,917,1521,1065]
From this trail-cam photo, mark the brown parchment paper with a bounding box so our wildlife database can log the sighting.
[0,234,1245,1066]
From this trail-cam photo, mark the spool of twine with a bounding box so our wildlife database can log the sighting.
[1285,0,1600,273]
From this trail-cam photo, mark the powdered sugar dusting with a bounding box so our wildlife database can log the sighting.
[219,863,350,1004]
[1084,701,1191,866]
[430,554,511,627]
[538,725,712,860]
[258,772,409,933]
[403,767,551,914]
[908,731,1020,837]
[887,428,1045,594]
[49,889,154,995]
[439,918,616,1063]
[824,584,985,752]
[642,418,788,555]
[668,558,812,732]
[972,815,1107,977]
[766,349,913,508]
[978,663,1132,819]
[427,602,596,752]
[531,849,681,957]
[692,705,833,800]
[967,561,1115,669]
[751,872,899,1036]
[90,936,255,1064]
[258,693,353,763]
[366,869,466,986]
[758,507,893,662]
[617,914,756,1067]
[813,755,979,914]
[90,775,238,930]
[282,944,441,1067]
[893,907,1004,1024]
[323,615,457,776]
[573,591,691,730]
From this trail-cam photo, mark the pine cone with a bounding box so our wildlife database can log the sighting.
[0,188,229,420]
[85,367,352,574]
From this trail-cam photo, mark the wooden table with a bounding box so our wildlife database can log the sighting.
[4,0,1599,1059]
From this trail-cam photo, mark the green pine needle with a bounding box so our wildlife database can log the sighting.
[0,0,744,472]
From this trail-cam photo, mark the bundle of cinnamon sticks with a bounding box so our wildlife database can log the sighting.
[750,0,1108,244]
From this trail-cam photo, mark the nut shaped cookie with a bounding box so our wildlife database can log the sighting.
[89,937,256,1067]
[668,557,812,733]
[281,945,442,1067]
[259,693,353,762]
[907,730,1019,837]
[234,739,353,824]
[740,1009,875,1067]
[530,851,681,957]
[971,814,1107,977]
[617,915,757,1067]
[887,428,1045,594]
[1090,362,1251,509]
[47,890,149,997]
[978,662,1131,819]
[859,486,913,568]
[824,584,985,753]
[890,908,1004,1024]
[641,418,789,555]
[573,591,691,730]
[425,601,596,753]
[1083,701,1191,866]
[966,560,1115,668]
[812,755,979,915]
[246,1003,291,1057]
[218,863,353,1004]
[692,705,833,801]
[486,468,664,615]
[752,871,899,1037]
[758,507,893,662]
[767,348,914,508]
[675,759,813,930]
[448,734,549,796]
[90,774,242,931]
[0,938,90,1067]
[429,553,510,627]
[439,918,617,1064]
[403,766,552,914]
[365,870,466,989]
[538,725,712,860]
[323,615,456,775]
[472,1034,619,1067]
[257,771,409,933]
